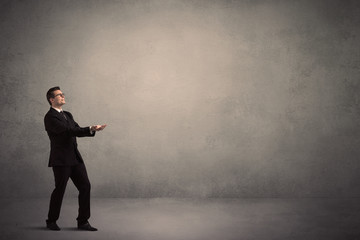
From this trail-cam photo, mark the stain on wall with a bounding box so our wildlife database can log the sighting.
[1,0,360,197]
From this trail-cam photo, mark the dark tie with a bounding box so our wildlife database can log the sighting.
[60,111,67,120]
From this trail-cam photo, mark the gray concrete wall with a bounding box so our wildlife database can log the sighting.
[1,0,360,198]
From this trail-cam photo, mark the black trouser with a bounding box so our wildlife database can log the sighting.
[47,163,91,224]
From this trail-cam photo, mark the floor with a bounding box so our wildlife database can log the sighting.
[0,198,359,240]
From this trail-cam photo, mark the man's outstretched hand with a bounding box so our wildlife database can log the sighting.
[91,124,107,132]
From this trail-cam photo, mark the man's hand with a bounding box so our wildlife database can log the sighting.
[91,124,107,132]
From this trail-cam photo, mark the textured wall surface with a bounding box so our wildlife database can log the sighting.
[1,0,360,198]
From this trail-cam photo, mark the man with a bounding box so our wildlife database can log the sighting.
[44,86,106,231]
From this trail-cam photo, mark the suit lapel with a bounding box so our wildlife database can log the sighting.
[50,107,68,123]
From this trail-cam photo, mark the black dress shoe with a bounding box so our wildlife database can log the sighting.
[46,221,61,231]
[77,222,98,231]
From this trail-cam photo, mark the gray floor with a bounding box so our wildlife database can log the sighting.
[0,198,359,240]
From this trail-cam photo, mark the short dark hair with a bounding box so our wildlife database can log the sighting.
[46,86,61,105]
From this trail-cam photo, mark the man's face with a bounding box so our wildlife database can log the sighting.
[51,90,66,107]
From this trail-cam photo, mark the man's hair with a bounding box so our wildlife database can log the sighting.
[46,86,61,105]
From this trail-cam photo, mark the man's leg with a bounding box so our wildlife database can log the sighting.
[70,163,91,224]
[47,166,71,223]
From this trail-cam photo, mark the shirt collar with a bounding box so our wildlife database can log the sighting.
[52,107,63,113]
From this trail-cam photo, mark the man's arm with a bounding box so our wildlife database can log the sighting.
[45,114,94,137]
[67,112,106,136]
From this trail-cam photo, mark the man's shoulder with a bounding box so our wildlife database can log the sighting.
[45,108,56,116]
[45,108,74,120]
[45,108,62,120]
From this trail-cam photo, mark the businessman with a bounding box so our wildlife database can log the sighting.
[44,86,106,231]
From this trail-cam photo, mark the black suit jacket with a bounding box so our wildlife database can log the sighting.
[44,107,95,167]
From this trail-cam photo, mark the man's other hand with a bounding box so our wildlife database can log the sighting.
[91,124,107,132]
